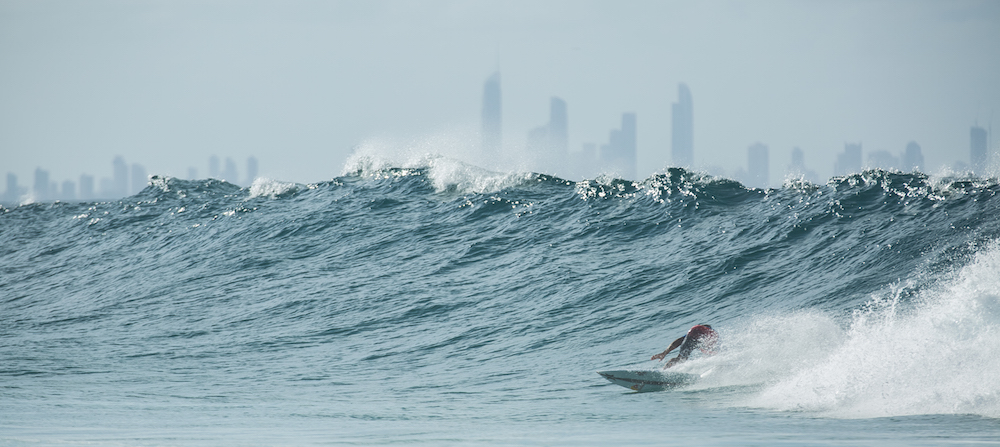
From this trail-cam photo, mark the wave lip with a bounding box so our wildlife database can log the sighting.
[248,178,301,199]
[344,139,537,194]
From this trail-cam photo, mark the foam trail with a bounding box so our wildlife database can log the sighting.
[748,243,1000,418]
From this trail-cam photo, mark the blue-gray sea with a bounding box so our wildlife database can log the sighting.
[3,154,1000,446]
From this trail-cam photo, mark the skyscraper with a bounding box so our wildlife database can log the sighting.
[787,147,819,184]
[672,83,693,168]
[246,156,259,186]
[747,143,769,188]
[526,97,568,173]
[834,143,862,176]
[622,113,637,177]
[599,113,637,180]
[79,174,94,200]
[209,155,220,179]
[113,156,128,198]
[481,72,502,155]
[549,97,568,156]
[902,141,924,172]
[33,167,51,201]
[867,150,898,171]
[222,158,239,184]
[61,180,76,201]
[4,173,19,203]
[131,163,147,195]
[971,125,988,174]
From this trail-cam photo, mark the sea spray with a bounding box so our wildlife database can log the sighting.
[748,242,1000,418]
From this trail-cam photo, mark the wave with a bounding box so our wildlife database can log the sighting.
[3,158,1000,424]
[735,241,1000,418]
[343,134,540,194]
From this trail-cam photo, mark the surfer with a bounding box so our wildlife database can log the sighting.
[651,324,718,368]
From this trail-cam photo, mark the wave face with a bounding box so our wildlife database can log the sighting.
[3,161,1000,442]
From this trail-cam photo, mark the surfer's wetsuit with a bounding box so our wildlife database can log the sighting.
[651,324,718,368]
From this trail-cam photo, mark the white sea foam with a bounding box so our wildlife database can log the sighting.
[343,132,537,194]
[248,177,299,199]
[737,243,1000,418]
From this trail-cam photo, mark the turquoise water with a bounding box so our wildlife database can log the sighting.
[3,154,1000,445]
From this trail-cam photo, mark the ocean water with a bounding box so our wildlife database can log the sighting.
[3,153,1000,446]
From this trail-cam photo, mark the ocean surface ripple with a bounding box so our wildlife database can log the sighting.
[3,162,1000,445]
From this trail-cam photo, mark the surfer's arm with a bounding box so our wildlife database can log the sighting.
[651,336,686,361]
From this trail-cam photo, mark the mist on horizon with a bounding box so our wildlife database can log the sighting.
[2,0,999,202]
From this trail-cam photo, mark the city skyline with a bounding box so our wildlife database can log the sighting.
[2,155,259,204]
[2,1,999,194]
[2,72,994,203]
[3,61,995,204]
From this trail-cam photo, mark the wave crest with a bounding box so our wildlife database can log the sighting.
[343,137,537,194]
[747,242,1000,418]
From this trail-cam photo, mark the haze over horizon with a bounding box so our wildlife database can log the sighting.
[3,0,999,193]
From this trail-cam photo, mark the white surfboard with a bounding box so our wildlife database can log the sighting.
[597,369,698,392]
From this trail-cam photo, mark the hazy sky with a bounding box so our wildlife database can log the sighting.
[2,0,999,188]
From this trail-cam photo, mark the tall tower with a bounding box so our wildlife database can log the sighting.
[113,156,128,198]
[4,173,18,203]
[209,155,220,179]
[481,72,502,155]
[903,141,924,172]
[747,143,769,188]
[788,147,819,184]
[834,143,862,176]
[222,157,239,184]
[549,97,568,156]
[971,125,988,174]
[622,113,637,180]
[79,174,94,200]
[526,97,569,174]
[599,113,637,180]
[246,156,259,185]
[671,83,693,168]
[33,168,50,201]
[131,163,147,195]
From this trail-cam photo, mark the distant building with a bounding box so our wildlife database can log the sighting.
[834,143,862,176]
[4,173,23,203]
[747,143,769,188]
[61,180,76,201]
[902,141,924,172]
[209,155,220,179]
[113,156,128,198]
[549,97,568,157]
[527,126,547,164]
[99,177,115,198]
[572,143,598,179]
[79,174,94,200]
[787,147,820,184]
[867,150,899,171]
[526,97,568,174]
[222,158,239,184]
[971,125,988,174]
[187,167,198,180]
[481,72,502,155]
[599,113,637,180]
[671,83,694,168]
[131,163,147,195]
[246,156,259,185]
[33,168,51,201]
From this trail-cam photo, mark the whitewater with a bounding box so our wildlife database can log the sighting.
[2,149,1000,445]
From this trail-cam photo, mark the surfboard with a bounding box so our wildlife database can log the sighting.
[597,369,698,392]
